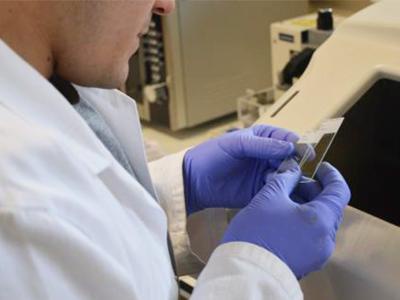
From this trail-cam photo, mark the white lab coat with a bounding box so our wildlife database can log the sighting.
[0,40,302,299]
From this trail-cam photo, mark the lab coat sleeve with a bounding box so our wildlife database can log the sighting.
[148,150,204,275]
[191,242,303,300]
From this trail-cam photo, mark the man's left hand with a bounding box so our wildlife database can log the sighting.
[183,125,298,215]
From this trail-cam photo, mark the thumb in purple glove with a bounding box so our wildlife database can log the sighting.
[221,160,351,278]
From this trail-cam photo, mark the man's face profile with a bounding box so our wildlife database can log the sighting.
[0,0,175,88]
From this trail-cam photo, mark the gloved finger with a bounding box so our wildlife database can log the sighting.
[252,124,300,143]
[295,143,316,162]
[272,159,302,195]
[251,125,280,138]
[238,135,295,160]
[270,128,300,143]
[269,158,283,169]
[264,168,277,184]
[308,162,351,219]
[291,193,307,204]
[292,180,322,203]
[278,144,315,168]
[257,159,301,205]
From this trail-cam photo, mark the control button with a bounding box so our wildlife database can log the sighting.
[147,31,161,38]
[145,39,161,47]
[150,65,161,72]
[152,74,162,82]
[144,82,167,103]
[146,56,161,63]
[317,8,333,31]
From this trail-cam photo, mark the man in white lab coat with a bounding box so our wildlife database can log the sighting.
[0,1,350,299]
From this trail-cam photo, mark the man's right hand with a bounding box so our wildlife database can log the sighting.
[221,160,351,279]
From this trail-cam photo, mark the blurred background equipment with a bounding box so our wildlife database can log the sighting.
[271,10,344,98]
[237,87,276,128]
[238,10,344,127]
[126,0,309,130]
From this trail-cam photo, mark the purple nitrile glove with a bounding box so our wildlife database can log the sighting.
[183,125,298,215]
[221,160,351,279]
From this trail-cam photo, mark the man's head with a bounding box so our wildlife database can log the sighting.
[0,0,174,88]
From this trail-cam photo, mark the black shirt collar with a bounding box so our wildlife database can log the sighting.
[49,74,80,105]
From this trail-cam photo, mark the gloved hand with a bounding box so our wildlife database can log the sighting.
[221,160,351,278]
[183,125,298,215]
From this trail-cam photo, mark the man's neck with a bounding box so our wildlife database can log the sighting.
[0,3,54,79]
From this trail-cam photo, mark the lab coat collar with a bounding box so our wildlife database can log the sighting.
[73,85,158,199]
[0,39,112,175]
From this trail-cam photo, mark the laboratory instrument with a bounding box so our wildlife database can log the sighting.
[271,10,344,99]
[126,1,308,130]
[257,1,400,299]
[238,11,344,127]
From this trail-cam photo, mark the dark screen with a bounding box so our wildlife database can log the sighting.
[325,79,400,225]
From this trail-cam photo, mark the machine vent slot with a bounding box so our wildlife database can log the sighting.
[271,90,299,117]
[279,33,295,43]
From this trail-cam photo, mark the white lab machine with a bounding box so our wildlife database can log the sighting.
[271,11,345,99]
[238,11,344,127]
[257,1,400,299]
